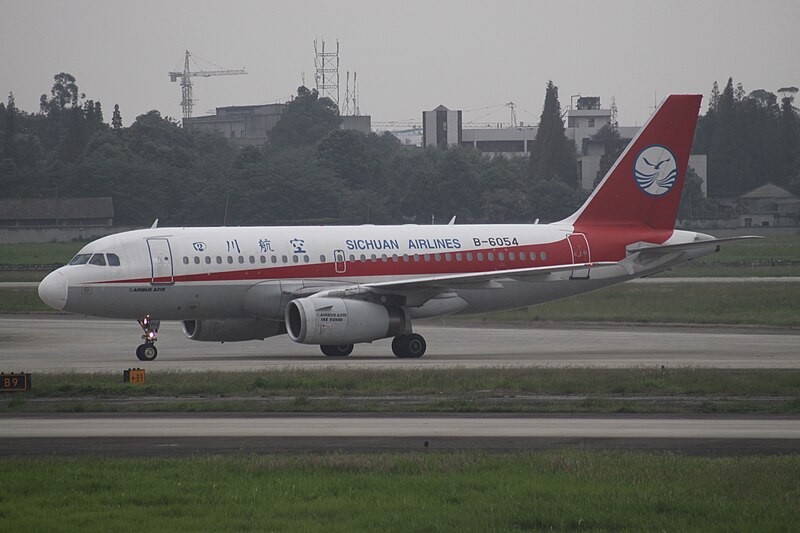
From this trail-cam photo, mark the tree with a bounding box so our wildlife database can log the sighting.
[3,93,17,162]
[708,81,720,113]
[528,81,577,187]
[776,91,799,186]
[591,123,627,188]
[112,104,123,132]
[40,72,83,119]
[708,77,742,194]
[270,86,342,148]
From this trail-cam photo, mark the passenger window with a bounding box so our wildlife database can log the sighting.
[320,255,326,263]
[392,254,399,262]
[194,256,200,264]
[509,252,516,261]
[402,254,409,263]
[249,256,255,264]
[424,254,431,262]
[370,254,377,262]
[304,255,310,263]
[271,256,277,264]
[445,253,452,262]
[456,253,462,262]
[499,252,505,261]
[466,252,473,262]
[360,254,366,262]
[216,256,222,264]
[238,256,244,264]
[205,256,211,264]
[182,257,189,265]
[540,251,547,261]
[477,252,484,261]
[488,253,495,261]
[381,254,388,262]
[260,256,266,264]
[107,254,121,266]
[349,254,355,262]
[292,256,299,264]
[89,253,107,266]
[434,254,441,262]
[227,256,233,264]
[282,256,288,263]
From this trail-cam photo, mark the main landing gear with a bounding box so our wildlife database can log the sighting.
[136,315,160,361]
[318,333,427,358]
[392,333,427,358]
[320,344,354,357]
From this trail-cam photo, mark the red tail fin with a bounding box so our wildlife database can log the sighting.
[565,94,702,230]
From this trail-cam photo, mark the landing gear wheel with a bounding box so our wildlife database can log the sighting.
[321,344,353,357]
[136,315,160,362]
[136,343,158,361]
[392,333,426,358]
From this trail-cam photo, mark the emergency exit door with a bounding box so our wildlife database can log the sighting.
[567,233,591,279]
[334,249,347,273]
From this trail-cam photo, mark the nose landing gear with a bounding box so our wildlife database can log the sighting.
[136,315,160,361]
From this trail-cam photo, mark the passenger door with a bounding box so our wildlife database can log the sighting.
[147,238,174,285]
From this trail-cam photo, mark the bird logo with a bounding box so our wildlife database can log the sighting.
[634,145,678,196]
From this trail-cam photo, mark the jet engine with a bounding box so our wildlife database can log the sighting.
[181,319,284,342]
[285,297,405,345]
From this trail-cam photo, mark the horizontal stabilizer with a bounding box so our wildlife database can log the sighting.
[627,236,762,256]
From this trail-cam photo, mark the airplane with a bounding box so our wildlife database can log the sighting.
[38,94,755,361]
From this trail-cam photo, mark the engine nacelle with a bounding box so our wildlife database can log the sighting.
[181,319,284,342]
[285,297,405,345]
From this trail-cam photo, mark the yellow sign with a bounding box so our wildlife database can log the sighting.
[124,368,145,385]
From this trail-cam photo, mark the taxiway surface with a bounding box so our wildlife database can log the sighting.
[0,315,798,371]
[1,414,799,456]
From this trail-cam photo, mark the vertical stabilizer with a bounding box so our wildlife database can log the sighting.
[565,94,702,230]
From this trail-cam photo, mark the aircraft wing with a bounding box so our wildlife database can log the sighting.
[299,261,617,300]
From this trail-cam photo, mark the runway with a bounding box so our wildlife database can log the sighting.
[0,315,798,371]
[1,414,798,456]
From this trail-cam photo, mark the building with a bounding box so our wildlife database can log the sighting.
[422,105,462,148]
[423,97,708,194]
[734,183,800,228]
[184,103,372,148]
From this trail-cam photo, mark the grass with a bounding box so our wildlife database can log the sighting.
[3,368,798,414]
[0,289,50,312]
[658,234,800,277]
[0,241,84,265]
[0,452,798,532]
[471,281,800,327]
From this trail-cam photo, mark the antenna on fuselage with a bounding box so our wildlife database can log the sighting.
[448,216,456,225]
[151,219,159,228]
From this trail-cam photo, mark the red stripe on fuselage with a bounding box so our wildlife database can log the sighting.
[93,240,576,285]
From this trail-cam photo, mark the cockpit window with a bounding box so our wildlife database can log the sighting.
[89,253,107,266]
[68,254,92,265]
[107,254,120,266]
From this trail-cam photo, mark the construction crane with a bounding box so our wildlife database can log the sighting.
[168,50,247,119]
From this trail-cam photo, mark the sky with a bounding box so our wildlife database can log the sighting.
[1,0,798,128]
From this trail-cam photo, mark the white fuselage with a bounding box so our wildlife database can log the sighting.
[39,222,712,322]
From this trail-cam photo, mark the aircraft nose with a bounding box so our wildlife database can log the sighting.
[38,270,67,311]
